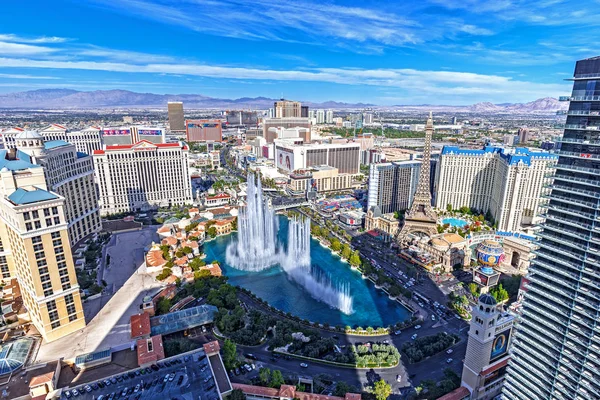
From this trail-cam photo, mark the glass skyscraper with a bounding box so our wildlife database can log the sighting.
[503,57,600,399]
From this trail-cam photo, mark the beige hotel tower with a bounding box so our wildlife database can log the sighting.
[0,131,85,342]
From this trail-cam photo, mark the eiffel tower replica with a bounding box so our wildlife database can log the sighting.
[397,112,438,242]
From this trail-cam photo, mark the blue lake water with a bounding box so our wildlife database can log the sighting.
[203,217,411,327]
[442,217,469,228]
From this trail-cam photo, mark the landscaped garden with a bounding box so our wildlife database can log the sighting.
[436,205,496,236]
[401,332,460,363]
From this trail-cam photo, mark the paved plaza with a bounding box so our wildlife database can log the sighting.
[36,228,161,362]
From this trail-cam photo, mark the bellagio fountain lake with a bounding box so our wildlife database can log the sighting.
[203,175,410,327]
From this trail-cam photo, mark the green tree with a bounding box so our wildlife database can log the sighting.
[222,339,237,370]
[331,239,342,252]
[349,251,361,267]
[208,226,218,238]
[490,284,509,303]
[259,367,271,386]
[372,379,392,400]
[341,244,352,260]
[468,282,479,297]
[229,389,246,400]
[156,268,172,281]
[270,369,285,388]
[194,268,212,280]
[446,204,453,212]
[156,297,171,315]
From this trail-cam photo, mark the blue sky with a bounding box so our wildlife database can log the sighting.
[0,0,598,104]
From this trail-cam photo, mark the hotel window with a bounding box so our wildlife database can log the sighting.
[23,212,30,221]
[44,208,50,217]
[26,222,32,231]
[51,231,60,239]
[32,210,39,219]
[34,221,41,229]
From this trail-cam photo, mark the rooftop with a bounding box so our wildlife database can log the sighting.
[0,337,35,376]
[130,312,151,339]
[136,335,165,366]
[150,304,217,336]
[0,149,40,171]
[44,140,70,150]
[441,145,558,166]
[8,188,58,205]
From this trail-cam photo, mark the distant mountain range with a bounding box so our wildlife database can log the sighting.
[0,89,568,113]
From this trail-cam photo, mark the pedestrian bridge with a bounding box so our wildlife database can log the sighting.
[272,201,310,211]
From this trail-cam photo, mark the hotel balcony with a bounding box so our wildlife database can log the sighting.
[523,305,570,333]
[549,193,599,209]
[554,150,600,163]
[542,220,592,240]
[526,280,575,307]
[564,124,600,131]
[566,110,600,116]
[552,173,600,188]
[555,163,600,176]
[559,96,572,101]
[509,361,548,390]
[536,240,586,262]
[533,257,581,280]
[568,95,600,101]
[506,371,549,399]
[550,184,600,199]
[547,204,596,220]
[556,137,600,147]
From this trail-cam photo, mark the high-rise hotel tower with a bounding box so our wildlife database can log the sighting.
[503,57,600,399]
[0,131,85,342]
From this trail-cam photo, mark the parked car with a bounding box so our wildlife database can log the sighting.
[64,390,72,398]
[446,358,453,364]
[411,334,418,340]
[300,363,308,368]
[396,375,402,382]
[71,389,79,397]
[414,325,421,330]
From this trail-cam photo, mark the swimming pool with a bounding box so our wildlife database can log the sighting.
[442,217,469,228]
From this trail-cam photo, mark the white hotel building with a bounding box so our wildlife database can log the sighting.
[93,141,192,215]
[435,146,558,232]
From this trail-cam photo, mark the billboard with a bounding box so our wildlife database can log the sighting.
[138,129,162,136]
[473,270,489,286]
[483,364,508,386]
[490,329,511,362]
[102,129,131,136]
[277,148,294,172]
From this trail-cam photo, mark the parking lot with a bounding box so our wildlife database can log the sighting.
[62,351,220,400]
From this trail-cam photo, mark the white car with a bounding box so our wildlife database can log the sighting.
[446,358,453,364]
[447,349,454,354]
[414,325,421,330]
[411,334,417,340]
[431,315,436,321]
[300,363,308,368]
[396,375,402,382]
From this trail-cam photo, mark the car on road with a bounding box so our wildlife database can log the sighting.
[446,358,453,364]
[134,384,141,393]
[394,330,401,335]
[411,334,418,340]
[168,373,176,382]
[396,375,402,382]
[414,325,421,330]
[431,315,436,321]
[447,349,453,354]
[300,363,308,368]
[245,353,258,360]
[177,375,184,385]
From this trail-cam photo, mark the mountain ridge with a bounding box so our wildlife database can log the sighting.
[0,89,567,112]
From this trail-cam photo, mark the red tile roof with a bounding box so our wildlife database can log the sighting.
[480,357,510,376]
[137,335,165,366]
[232,384,357,400]
[207,193,231,200]
[130,312,151,338]
[146,250,167,268]
[29,372,54,387]
[436,386,470,400]
[203,340,220,354]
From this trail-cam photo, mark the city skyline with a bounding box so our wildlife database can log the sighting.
[1,1,598,104]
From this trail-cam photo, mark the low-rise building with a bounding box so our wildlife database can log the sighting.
[288,165,354,195]
[204,193,231,207]
[364,207,399,241]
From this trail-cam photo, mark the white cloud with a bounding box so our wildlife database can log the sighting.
[88,0,492,51]
[0,73,61,79]
[0,56,570,103]
[0,34,70,44]
[0,41,58,56]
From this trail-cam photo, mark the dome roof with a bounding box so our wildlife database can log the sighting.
[476,239,504,267]
[15,130,43,140]
[479,293,497,306]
